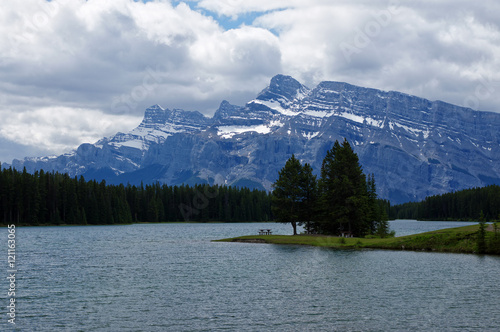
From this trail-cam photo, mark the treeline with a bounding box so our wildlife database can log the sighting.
[390,185,500,221]
[0,165,272,226]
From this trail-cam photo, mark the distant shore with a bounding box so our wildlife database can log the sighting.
[215,224,500,255]
[1,220,275,227]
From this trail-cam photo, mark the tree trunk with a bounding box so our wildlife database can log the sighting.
[292,221,297,235]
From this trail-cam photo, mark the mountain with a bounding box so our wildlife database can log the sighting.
[10,75,500,204]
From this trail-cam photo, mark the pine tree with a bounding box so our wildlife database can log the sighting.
[318,139,370,236]
[366,174,378,234]
[272,155,306,235]
[477,210,487,254]
[298,163,318,233]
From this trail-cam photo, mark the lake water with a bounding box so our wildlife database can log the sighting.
[3,220,499,331]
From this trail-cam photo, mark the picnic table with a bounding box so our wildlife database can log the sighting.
[258,229,272,235]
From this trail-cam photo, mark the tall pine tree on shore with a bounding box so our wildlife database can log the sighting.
[318,139,371,236]
[299,163,318,233]
[272,155,317,235]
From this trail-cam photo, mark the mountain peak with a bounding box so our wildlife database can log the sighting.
[270,74,301,88]
[257,74,308,103]
[213,100,239,120]
[148,104,164,110]
[141,104,168,126]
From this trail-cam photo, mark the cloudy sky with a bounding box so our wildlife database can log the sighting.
[1,0,499,163]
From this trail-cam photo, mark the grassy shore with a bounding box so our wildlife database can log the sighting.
[215,224,500,255]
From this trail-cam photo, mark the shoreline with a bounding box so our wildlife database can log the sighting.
[0,220,275,227]
[215,224,500,255]
[1,219,482,228]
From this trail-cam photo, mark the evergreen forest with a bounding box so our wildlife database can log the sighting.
[0,164,272,226]
[390,185,500,221]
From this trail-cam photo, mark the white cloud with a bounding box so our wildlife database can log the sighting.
[0,107,141,157]
[1,0,500,163]
[0,0,281,162]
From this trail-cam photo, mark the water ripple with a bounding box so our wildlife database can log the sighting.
[3,222,499,331]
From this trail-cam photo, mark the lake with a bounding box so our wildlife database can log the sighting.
[3,220,499,331]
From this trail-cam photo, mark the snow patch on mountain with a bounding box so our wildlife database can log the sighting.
[217,124,272,139]
[249,99,299,116]
[303,131,320,140]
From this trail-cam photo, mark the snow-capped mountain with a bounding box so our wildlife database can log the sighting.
[12,75,500,203]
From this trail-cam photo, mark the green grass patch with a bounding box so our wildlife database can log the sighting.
[215,224,500,255]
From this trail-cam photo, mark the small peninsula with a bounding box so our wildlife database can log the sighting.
[216,224,500,255]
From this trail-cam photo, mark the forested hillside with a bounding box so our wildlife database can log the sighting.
[390,185,500,221]
[0,164,272,226]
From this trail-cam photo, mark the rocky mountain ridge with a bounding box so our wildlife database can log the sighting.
[10,75,500,203]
